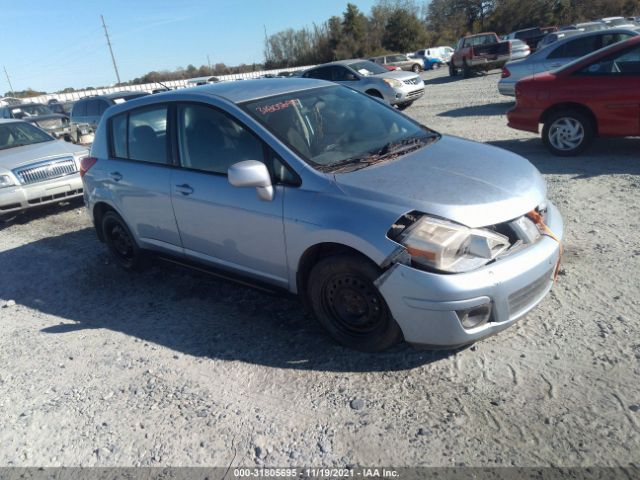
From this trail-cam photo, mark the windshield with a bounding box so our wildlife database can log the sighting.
[12,104,53,117]
[242,86,438,172]
[346,60,388,76]
[0,122,53,150]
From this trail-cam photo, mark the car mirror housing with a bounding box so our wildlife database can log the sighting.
[228,160,274,201]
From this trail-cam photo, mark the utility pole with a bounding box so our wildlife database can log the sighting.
[264,25,270,60]
[3,66,14,95]
[101,14,121,85]
[207,54,212,74]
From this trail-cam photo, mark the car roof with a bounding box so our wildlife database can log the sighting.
[543,27,639,48]
[154,78,333,104]
[78,91,147,101]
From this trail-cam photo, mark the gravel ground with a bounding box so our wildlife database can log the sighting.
[1,68,639,468]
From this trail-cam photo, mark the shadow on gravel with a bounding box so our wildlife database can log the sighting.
[1,228,454,372]
[437,102,514,118]
[490,137,640,178]
[0,197,84,230]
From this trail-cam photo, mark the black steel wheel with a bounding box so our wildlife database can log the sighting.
[101,211,146,271]
[307,254,402,352]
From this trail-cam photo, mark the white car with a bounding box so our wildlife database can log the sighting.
[0,119,88,217]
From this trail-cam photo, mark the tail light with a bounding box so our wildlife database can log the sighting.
[502,67,511,78]
[79,156,97,177]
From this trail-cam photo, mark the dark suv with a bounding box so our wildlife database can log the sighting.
[70,91,148,144]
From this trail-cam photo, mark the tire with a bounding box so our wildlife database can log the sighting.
[411,64,421,73]
[449,62,457,77]
[365,89,384,99]
[101,211,147,271]
[542,110,594,156]
[462,59,471,78]
[397,102,413,111]
[433,62,441,70]
[307,254,402,352]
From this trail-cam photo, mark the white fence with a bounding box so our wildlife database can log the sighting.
[18,65,315,105]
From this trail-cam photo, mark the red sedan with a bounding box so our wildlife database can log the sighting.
[507,35,640,156]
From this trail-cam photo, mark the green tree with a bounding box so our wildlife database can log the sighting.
[382,9,429,52]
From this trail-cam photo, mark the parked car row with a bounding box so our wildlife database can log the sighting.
[499,28,639,96]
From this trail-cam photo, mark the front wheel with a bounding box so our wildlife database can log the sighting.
[307,254,402,352]
[396,102,413,111]
[102,211,146,271]
[542,110,594,156]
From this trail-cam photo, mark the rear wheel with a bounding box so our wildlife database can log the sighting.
[449,62,457,77]
[542,110,594,156]
[462,59,471,78]
[411,64,421,73]
[102,211,146,271]
[307,254,402,352]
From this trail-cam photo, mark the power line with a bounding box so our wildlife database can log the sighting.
[4,66,14,95]
[101,14,121,85]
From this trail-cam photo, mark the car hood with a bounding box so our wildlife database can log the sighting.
[332,135,546,228]
[0,140,88,170]
[371,69,420,81]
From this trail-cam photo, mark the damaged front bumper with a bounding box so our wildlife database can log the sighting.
[376,202,563,348]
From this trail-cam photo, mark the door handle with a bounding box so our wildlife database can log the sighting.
[549,63,562,68]
[109,171,122,182]
[175,184,194,196]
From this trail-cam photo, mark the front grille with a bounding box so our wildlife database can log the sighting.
[508,269,553,317]
[403,78,421,85]
[13,157,78,185]
[406,88,425,99]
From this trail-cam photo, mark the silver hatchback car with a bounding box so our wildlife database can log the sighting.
[82,79,563,352]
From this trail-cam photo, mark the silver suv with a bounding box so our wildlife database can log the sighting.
[302,59,424,110]
[82,79,563,352]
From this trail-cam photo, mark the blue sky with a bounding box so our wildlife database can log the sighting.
[0,0,378,94]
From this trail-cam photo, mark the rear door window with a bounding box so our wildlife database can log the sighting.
[304,67,332,80]
[71,101,87,119]
[549,35,600,59]
[86,100,100,117]
[109,105,168,164]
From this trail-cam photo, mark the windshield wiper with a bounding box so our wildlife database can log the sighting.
[319,133,438,173]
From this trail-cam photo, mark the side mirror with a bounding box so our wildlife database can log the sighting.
[228,160,274,201]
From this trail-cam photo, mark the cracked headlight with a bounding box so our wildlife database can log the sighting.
[383,77,403,88]
[0,175,15,188]
[399,216,510,273]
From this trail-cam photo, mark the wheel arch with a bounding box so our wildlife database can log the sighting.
[296,242,382,302]
[540,103,599,135]
[365,89,383,99]
[92,201,118,242]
